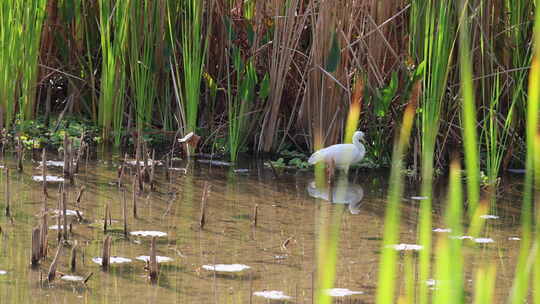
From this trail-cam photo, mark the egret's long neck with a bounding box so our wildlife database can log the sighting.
[353,134,365,155]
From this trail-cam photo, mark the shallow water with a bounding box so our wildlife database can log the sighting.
[0,154,525,303]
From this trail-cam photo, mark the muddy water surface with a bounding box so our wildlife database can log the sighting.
[0,155,525,303]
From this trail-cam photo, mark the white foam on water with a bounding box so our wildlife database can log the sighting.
[0,270,6,275]
[479,215,499,219]
[451,235,474,240]
[126,160,162,166]
[61,275,84,282]
[391,244,423,251]
[253,291,292,300]
[52,209,81,216]
[474,238,494,244]
[202,264,250,272]
[433,228,452,233]
[326,288,364,297]
[410,196,428,200]
[130,231,167,237]
[136,256,173,263]
[32,176,65,182]
[92,256,132,265]
[48,225,66,230]
[509,237,521,241]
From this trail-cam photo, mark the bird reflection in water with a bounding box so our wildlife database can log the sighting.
[307,175,364,214]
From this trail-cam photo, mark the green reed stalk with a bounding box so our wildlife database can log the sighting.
[473,264,496,304]
[0,0,46,127]
[412,2,455,303]
[510,2,540,302]
[482,73,514,186]
[227,46,257,162]
[446,160,464,301]
[181,0,206,133]
[458,0,479,217]
[98,0,129,142]
[376,81,419,304]
[129,0,158,137]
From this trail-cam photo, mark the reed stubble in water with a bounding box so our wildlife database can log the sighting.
[101,235,111,271]
[199,182,210,229]
[71,242,77,272]
[48,244,62,282]
[122,190,128,237]
[42,149,48,198]
[16,140,23,172]
[149,236,158,283]
[4,168,9,217]
[31,227,41,266]
[132,177,138,219]
[252,204,258,228]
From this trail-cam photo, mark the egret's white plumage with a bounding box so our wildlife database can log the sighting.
[308,131,365,171]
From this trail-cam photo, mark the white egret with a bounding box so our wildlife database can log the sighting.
[308,131,366,171]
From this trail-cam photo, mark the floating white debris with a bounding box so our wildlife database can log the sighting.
[274,255,288,260]
[61,275,84,282]
[233,169,249,173]
[49,225,66,230]
[433,228,452,233]
[480,215,499,219]
[136,256,173,263]
[391,244,423,251]
[32,175,65,182]
[169,167,187,173]
[426,279,437,286]
[326,288,364,297]
[509,237,521,241]
[52,209,82,216]
[451,235,473,240]
[410,196,428,200]
[253,291,292,300]
[41,160,66,167]
[91,256,132,265]
[130,231,167,237]
[197,159,233,167]
[202,264,250,272]
[0,270,6,275]
[126,160,162,166]
[474,238,494,244]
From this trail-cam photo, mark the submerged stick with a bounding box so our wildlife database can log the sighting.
[122,190,128,237]
[149,236,158,283]
[83,272,93,285]
[149,150,156,191]
[75,186,85,206]
[199,182,210,229]
[63,133,70,177]
[48,244,62,282]
[61,190,68,241]
[103,204,110,232]
[101,235,111,271]
[16,140,23,172]
[31,227,41,266]
[70,242,77,272]
[132,177,138,219]
[42,149,48,198]
[4,168,9,217]
[40,214,48,258]
[73,132,85,174]
[118,153,128,187]
[252,204,258,228]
